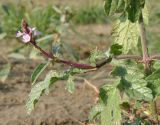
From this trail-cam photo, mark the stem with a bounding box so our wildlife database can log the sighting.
[32,42,54,59]
[31,41,143,70]
[139,13,159,124]
[31,42,97,69]
[139,13,151,74]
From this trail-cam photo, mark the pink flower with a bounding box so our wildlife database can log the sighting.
[16,20,40,43]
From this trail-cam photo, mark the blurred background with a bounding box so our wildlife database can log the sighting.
[0,0,159,125]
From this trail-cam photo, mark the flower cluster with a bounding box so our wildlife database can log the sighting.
[16,19,39,43]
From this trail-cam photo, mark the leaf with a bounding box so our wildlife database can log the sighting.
[0,63,11,82]
[90,47,106,63]
[101,87,121,125]
[123,69,153,101]
[104,0,119,16]
[8,53,26,60]
[111,66,153,101]
[89,104,104,121]
[112,19,139,54]
[146,68,160,81]
[26,71,58,114]
[104,0,125,16]
[117,0,125,13]
[123,79,153,101]
[153,61,160,69]
[36,34,53,43]
[148,79,160,97]
[26,69,74,114]
[110,43,123,56]
[142,1,150,25]
[126,0,141,22]
[65,75,75,93]
[31,61,50,85]
[99,88,108,104]
[111,66,127,77]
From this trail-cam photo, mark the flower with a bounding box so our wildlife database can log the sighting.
[16,19,40,43]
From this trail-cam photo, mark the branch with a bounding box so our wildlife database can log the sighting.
[31,41,143,69]
[151,54,160,60]
[139,13,151,73]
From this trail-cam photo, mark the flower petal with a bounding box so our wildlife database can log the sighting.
[33,30,41,36]
[22,34,31,43]
[31,27,36,31]
[16,31,23,37]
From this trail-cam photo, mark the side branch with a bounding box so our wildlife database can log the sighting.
[31,41,142,69]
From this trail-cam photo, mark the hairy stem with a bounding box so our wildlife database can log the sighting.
[31,41,143,69]
[139,13,159,124]
[139,13,151,74]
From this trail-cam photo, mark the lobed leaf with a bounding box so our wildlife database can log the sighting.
[123,78,153,101]
[26,70,73,114]
[124,68,153,101]
[112,19,139,54]
[101,87,121,125]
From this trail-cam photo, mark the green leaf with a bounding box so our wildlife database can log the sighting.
[104,0,125,16]
[111,66,127,77]
[126,0,141,22]
[0,63,11,82]
[153,61,160,69]
[146,68,160,81]
[99,88,108,104]
[142,1,150,25]
[89,104,104,121]
[147,79,160,97]
[122,78,153,101]
[110,43,123,56]
[112,19,139,54]
[101,88,121,125]
[31,61,50,85]
[26,70,72,114]
[117,0,125,13]
[65,75,75,93]
[123,69,153,101]
[104,0,118,16]
[90,47,106,64]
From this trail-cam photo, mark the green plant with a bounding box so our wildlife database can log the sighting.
[16,0,160,124]
[72,5,108,24]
